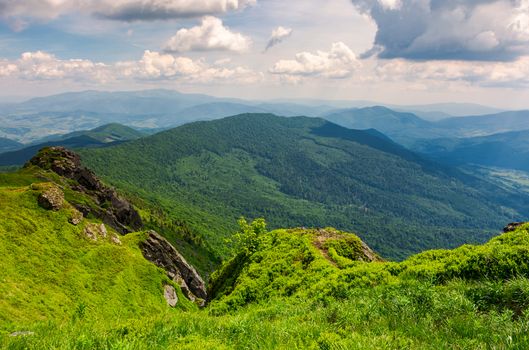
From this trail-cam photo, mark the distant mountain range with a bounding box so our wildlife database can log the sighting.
[0,89,509,143]
[325,107,529,147]
[412,130,529,172]
[0,123,144,166]
[0,137,22,153]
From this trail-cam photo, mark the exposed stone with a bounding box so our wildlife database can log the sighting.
[164,285,178,307]
[26,147,142,234]
[140,230,207,302]
[84,223,108,241]
[9,331,35,337]
[504,222,527,233]
[37,186,64,211]
[69,209,84,225]
[111,234,122,245]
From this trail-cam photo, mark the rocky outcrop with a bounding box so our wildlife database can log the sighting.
[140,230,207,303]
[26,147,142,234]
[504,222,527,233]
[37,186,64,211]
[164,285,178,307]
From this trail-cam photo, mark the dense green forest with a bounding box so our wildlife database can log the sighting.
[80,114,528,261]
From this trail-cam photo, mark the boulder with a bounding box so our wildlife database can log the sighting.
[69,209,84,225]
[164,285,178,307]
[140,230,207,301]
[37,186,64,211]
[83,223,108,241]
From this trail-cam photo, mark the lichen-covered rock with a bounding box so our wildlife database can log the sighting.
[83,223,108,241]
[140,230,207,302]
[37,186,64,211]
[69,209,84,225]
[110,234,122,245]
[164,285,178,307]
[26,147,142,234]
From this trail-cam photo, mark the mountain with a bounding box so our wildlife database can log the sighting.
[79,114,528,260]
[324,106,447,145]
[412,130,529,172]
[0,123,145,166]
[0,137,22,153]
[36,123,145,144]
[436,110,529,137]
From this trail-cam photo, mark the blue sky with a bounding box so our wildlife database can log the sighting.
[0,0,529,108]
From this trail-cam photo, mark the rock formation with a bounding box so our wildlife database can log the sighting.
[26,147,142,234]
[140,230,207,303]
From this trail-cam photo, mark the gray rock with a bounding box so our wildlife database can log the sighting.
[69,209,84,225]
[140,230,207,301]
[27,147,143,234]
[37,186,64,211]
[83,223,108,241]
[504,222,526,233]
[164,285,178,307]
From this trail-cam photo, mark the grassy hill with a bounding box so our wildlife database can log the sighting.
[43,123,145,143]
[79,114,529,260]
[3,212,529,348]
[0,168,196,334]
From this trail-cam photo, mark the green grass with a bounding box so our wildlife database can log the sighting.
[0,176,195,334]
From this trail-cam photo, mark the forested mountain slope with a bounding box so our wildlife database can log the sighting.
[80,114,529,260]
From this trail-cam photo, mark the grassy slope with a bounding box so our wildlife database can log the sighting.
[0,170,194,333]
[80,114,527,261]
[3,223,529,349]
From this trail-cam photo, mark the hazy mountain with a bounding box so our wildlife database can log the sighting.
[412,130,529,172]
[436,110,529,137]
[0,137,22,153]
[0,123,144,166]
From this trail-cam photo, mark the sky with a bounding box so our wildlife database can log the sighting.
[0,0,529,109]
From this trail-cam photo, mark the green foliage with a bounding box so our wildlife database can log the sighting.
[79,114,528,262]
[232,218,267,255]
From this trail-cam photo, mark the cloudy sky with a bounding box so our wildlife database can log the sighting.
[1,0,529,108]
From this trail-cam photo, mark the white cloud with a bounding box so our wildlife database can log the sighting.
[351,0,529,61]
[164,16,251,53]
[269,42,361,79]
[375,56,529,87]
[0,50,262,84]
[0,0,256,26]
[265,26,293,51]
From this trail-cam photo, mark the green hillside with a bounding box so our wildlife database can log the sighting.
[3,210,529,348]
[80,114,529,260]
[51,123,146,143]
[0,168,196,333]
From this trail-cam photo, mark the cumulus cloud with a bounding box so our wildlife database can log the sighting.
[351,0,529,61]
[164,16,251,53]
[0,50,262,84]
[0,0,256,26]
[269,42,361,79]
[375,56,529,87]
[264,26,293,52]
